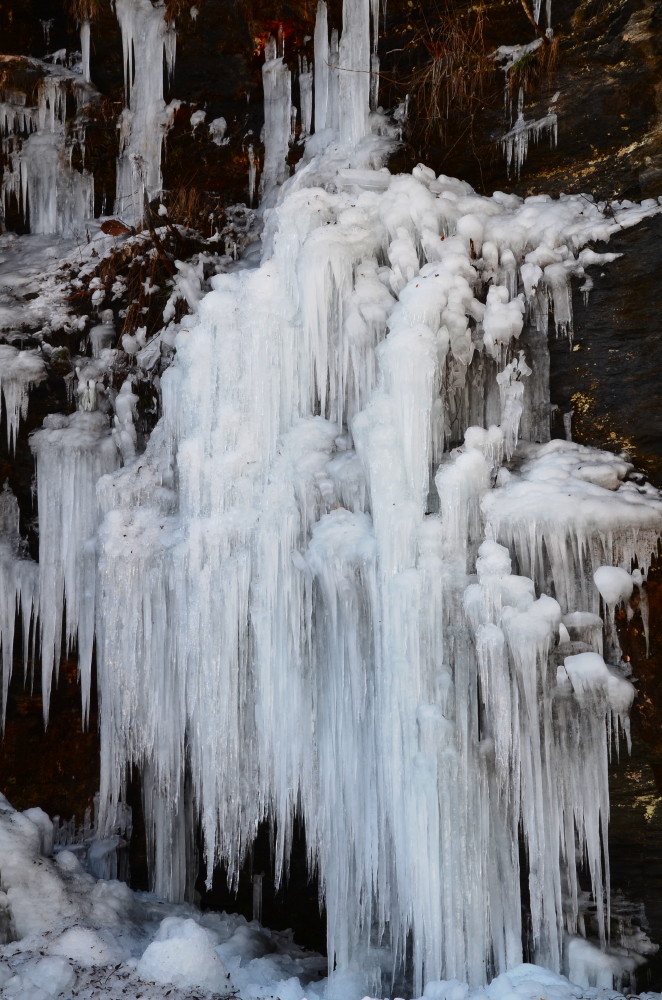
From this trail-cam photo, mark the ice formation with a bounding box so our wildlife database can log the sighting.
[80,19,92,83]
[1,0,662,997]
[30,411,119,722]
[502,88,559,179]
[0,344,46,451]
[261,36,293,202]
[114,0,177,223]
[0,486,36,725]
[88,159,661,993]
[0,59,94,235]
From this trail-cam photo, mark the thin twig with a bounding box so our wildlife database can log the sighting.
[518,0,548,39]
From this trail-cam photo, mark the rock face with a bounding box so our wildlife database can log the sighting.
[2,0,662,215]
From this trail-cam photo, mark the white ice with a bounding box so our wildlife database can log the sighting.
[114,0,177,223]
[1,61,95,235]
[0,344,46,450]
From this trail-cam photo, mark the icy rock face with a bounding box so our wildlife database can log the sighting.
[114,0,177,224]
[0,61,95,236]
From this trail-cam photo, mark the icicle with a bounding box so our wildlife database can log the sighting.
[0,484,37,727]
[502,88,558,178]
[370,51,380,111]
[247,144,256,206]
[299,58,313,137]
[89,310,116,357]
[30,412,119,723]
[0,68,94,235]
[0,346,46,452]
[80,20,91,83]
[314,1,329,132]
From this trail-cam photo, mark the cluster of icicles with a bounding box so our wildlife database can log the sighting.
[0,61,94,235]
[1,0,662,994]
[0,0,177,233]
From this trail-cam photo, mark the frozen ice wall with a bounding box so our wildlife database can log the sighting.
[0,63,94,235]
[92,148,662,994]
[114,0,177,224]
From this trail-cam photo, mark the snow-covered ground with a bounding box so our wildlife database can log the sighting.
[0,797,659,1000]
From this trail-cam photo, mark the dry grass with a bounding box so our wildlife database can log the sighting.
[507,35,560,96]
[64,0,103,22]
[408,0,492,142]
[63,0,203,23]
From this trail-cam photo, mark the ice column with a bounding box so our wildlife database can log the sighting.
[114,0,177,223]
[0,485,37,725]
[79,21,91,82]
[299,58,313,137]
[260,37,292,202]
[338,0,371,146]
[314,1,329,132]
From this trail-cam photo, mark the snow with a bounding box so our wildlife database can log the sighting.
[593,566,634,606]
[0,796,659,1000]
[209,115,228,144]
[136,916,233,991]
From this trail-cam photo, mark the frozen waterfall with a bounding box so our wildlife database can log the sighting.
[0,0,661,995]
[91,130,661,997]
